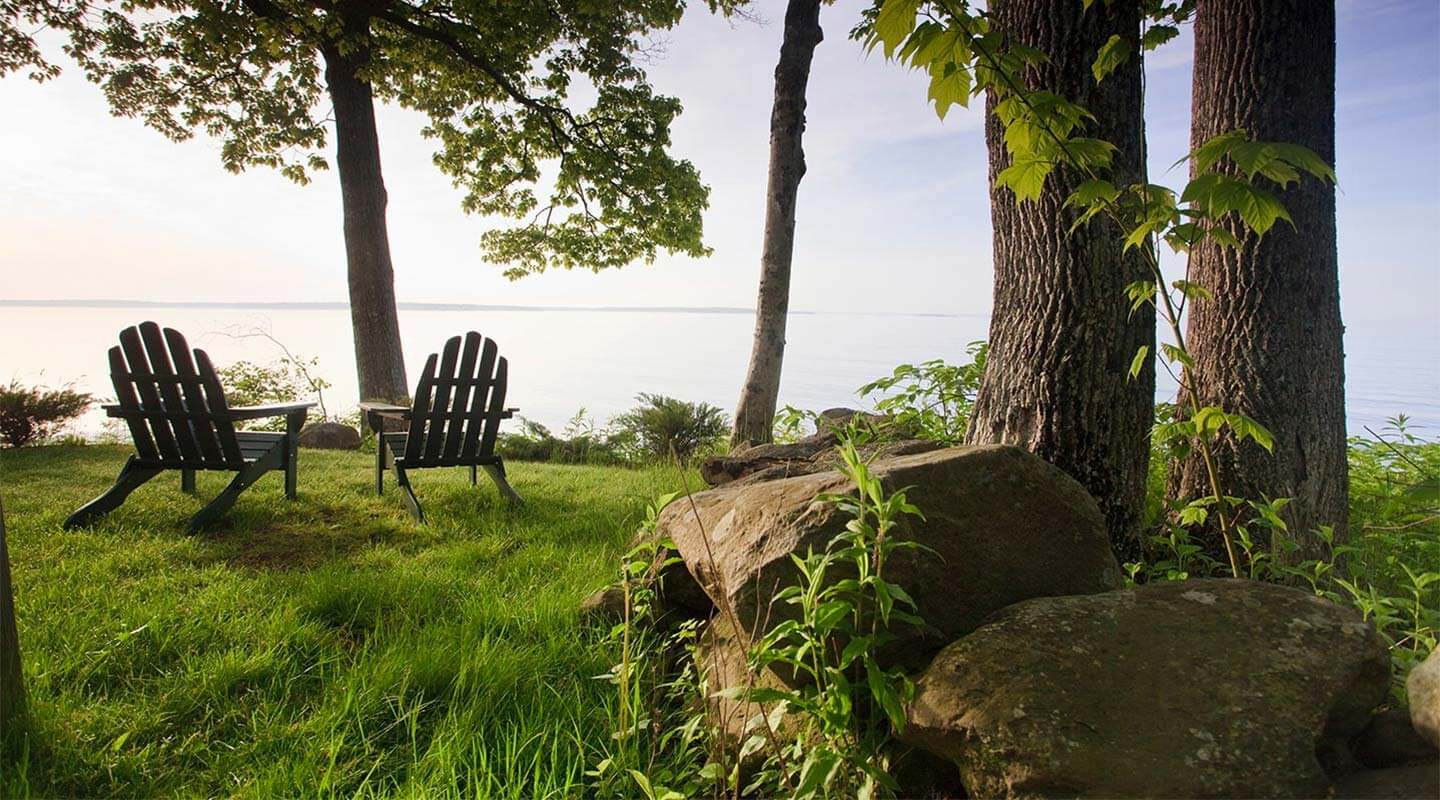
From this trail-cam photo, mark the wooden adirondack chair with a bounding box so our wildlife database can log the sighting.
[64,322,314,533]
[360,331,520,523]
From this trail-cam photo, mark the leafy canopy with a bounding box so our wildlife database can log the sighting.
[2,0,715,276]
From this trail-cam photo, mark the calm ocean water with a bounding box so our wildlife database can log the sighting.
[1,304,1435,439]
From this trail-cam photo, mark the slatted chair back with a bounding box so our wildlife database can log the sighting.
[109,322,243,469]
[403,332,508,467]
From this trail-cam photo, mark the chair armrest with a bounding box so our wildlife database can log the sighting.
[227,402,316,421]
[359,401,411,434]
[500,408,519,419]
[101,404,127,418]
[358,401,411,418]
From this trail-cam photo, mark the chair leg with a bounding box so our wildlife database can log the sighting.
[483,461,524,507]
[285,454,298,501]
[375,439,386,496]
[187,451,280,533]
[469,465,478,486]
[284,409,305,500]
[64,456,163,530]
[181,469,196,494]
[394,464,424,524]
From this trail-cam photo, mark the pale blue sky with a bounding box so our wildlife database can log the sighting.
[1,0,1436,325]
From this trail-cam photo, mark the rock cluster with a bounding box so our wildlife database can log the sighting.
[581,433,1437,798]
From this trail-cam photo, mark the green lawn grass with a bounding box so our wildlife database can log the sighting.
[4,434,1435,797]
[0,444,685,798]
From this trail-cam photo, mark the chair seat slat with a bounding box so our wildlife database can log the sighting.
[382,434,500,468]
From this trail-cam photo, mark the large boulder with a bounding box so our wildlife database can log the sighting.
[662,445,1123,670]
[902,579,1391,799]
[298,421,361,450]
[1407,646,1440,749]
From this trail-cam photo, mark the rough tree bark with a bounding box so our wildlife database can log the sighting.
[322,11,409,404]
[1171,0,1346,562]
[0,493,24,747]
[965,0,1155,562]
[731,0,824,447]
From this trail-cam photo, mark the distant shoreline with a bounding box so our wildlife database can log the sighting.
[0,299,975,318]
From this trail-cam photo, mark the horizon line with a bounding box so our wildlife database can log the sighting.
[0,298,978,318]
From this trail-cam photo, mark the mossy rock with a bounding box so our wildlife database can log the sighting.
[902,579,1390,798]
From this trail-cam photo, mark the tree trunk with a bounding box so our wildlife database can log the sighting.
[0,494,24,748]
[731,0,823,448]
[965,0,1155,562]
[1171,0,1346,562]
[322,14,408,404]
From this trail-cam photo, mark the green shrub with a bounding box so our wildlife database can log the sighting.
[857,341,987,445]
[1347,415,1440,563]
[0,380,91,447]
[772,404,821,444]
[1335,416,1440,692]
[498,410,628,465]
[588,492,716,798]
[1129,416,1440,700]
[215,357,330,431]
[739,439,928,797]
[773,343,987,446]
[611,394,728,464]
